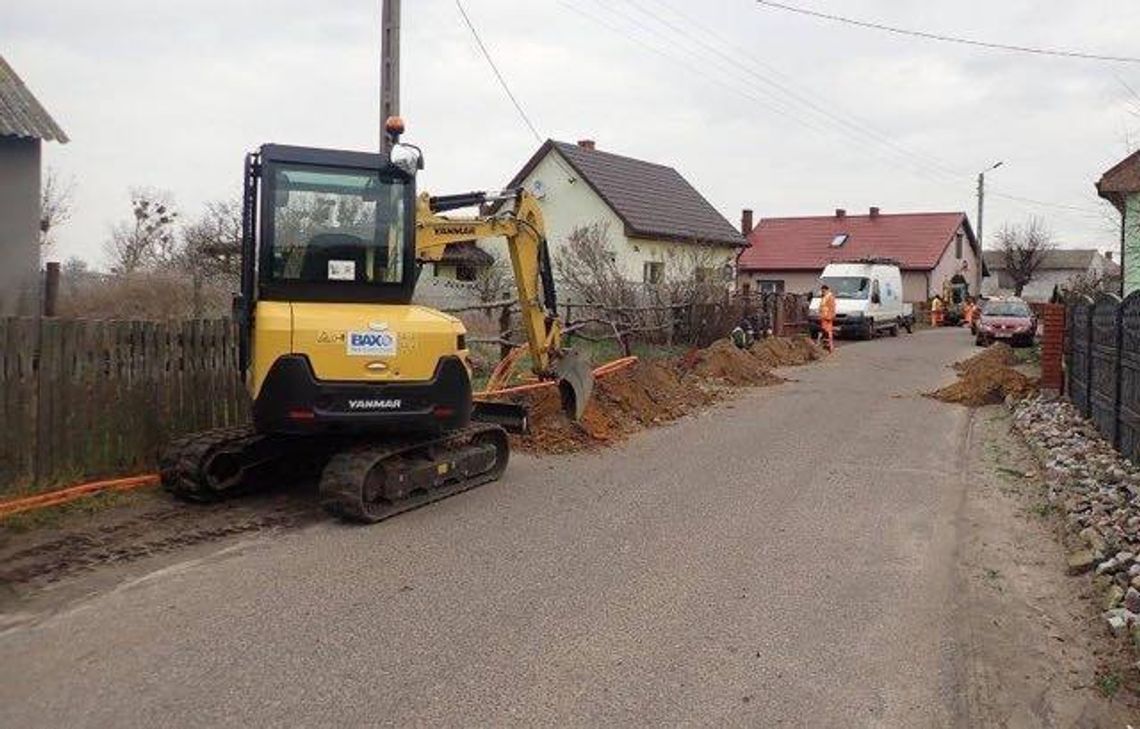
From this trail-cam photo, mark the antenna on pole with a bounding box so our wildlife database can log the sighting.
[380,0,401,159]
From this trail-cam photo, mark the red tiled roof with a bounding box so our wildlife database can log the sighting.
[737,211,974,272]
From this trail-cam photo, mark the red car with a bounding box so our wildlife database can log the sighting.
[976,298,1037,347]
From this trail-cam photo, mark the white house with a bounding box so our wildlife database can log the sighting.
[490,139,746,290]
[981,249,1121,301]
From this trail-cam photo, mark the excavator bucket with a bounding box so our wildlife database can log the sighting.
[554,351,594,421]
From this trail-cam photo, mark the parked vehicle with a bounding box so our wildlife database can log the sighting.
[976,297,1037,347]
[808,259,913,339]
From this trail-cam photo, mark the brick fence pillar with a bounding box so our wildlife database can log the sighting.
[1040,303,1065,392]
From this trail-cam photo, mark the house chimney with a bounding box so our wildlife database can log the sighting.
[741,209,754,235]
[577,139,596,150]
[869,206,880,218]
[1106,251,1114,262]
[835,208,846,219]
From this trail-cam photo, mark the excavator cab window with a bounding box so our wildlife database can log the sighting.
[253,145,417,305]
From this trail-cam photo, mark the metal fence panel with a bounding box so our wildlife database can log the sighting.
[1068,300,1093,417]
[1121,291,1140,464]
[1090,295,1123,447]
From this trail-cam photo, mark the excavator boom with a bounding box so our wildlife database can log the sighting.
[414,188,593,418]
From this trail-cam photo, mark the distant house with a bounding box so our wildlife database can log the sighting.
[493,139,746,290]
[0,55,68,316]
[1096,149,1140,297]
[981,249,1121,301]
[736,208,980,303]
[430,241,494,282]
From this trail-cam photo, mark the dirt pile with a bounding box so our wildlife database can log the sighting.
[748,336,825,368]
[681,339,786,387]
[513,360,715,453]
[512,336,826,454]
[928,343,1037,406]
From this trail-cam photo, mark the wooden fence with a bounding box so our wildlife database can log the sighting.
[1,318,249,496]
[1064,292,1140,464]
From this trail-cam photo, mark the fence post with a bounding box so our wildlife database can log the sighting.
[498,304,511,360]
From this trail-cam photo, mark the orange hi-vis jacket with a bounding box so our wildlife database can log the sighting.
[820,292,836,321]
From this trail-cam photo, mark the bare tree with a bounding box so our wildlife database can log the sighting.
[657,244,730,306]
[552,222,635,307]
[40,166,76,249]
[472,251,512,303]
[104,188,180,274]
[995,217,1056,296]
[181,199,242,282]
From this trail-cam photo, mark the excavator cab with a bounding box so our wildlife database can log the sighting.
[235,144,479,436]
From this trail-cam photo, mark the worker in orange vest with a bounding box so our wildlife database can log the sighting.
[931,294,944,327]
[963,298,977,328]
[817,284,836,353]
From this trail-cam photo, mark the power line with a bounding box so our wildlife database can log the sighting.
[755,1,1140,64]
[599,1,1111,221]
[453,0,543,143]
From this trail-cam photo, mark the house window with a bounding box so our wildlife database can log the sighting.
[830,233,849,248]
[757,280,784,293]
[694,266,720,284]
[643,261,664,284]
[955,232,964,259]
[456,265,478,282]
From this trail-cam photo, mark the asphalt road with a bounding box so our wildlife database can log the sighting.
[0,329,980,727]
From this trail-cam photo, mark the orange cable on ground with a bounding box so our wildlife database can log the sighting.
[474,356,638,398]
[0,474,160,518]
[1,357,641,520]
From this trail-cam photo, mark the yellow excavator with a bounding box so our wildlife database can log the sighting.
[160,120,592,522]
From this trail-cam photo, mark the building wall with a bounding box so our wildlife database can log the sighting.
[1127,193,1140,297]
[491,150,739,290]
[926,225,981,300]
[0,136,41,316]
[981,252,1116,302]
[740,269,931,303]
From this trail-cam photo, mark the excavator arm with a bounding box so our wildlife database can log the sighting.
[414,189,593,419]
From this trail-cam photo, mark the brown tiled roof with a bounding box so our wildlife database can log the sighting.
[0,55,67,142]
[738,211,974,272]
[505,140,746,247]
[1097,150,1140,211]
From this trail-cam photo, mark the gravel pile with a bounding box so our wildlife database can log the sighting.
[1011,395,1140,647]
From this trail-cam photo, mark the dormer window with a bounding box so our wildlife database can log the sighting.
[830,233,849,248]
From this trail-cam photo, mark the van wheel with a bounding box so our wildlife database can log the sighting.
[863,319,875,340]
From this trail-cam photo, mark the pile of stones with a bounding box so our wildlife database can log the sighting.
[1011,395,1140,645]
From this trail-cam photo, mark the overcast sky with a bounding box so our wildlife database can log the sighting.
[6,0,1139,268]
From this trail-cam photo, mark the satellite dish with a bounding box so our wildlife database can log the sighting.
[531,179,547,200]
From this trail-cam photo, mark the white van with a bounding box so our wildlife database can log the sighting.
[808,259,913,339]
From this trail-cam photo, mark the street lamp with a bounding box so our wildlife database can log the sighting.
[977,161,1003,251]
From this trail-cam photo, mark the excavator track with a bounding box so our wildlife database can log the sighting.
[160,425,265,502]
[318,424,509,523]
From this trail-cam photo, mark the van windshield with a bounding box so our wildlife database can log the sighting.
[821,276,870,300]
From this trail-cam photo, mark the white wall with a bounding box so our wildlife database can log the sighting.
[981,252,1113,302]
[927,224,981,300]
[486,149,739,290]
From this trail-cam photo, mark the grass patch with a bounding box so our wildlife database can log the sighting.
[1095,672,1122,698]
[1029,501,1056,518]
[0,489,153,534]
[1014,343,1041,366]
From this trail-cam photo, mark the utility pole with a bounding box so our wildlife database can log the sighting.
[380,0,401,159]
[976,161,1003,251]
